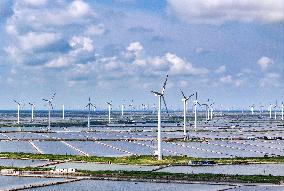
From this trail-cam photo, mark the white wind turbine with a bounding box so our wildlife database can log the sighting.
[281,102,284,121]
[193,92,201,131]
[106,101,112,123]
[13,100,22,124]
[181,90,194,138]
[151,74,169,160]
[210,102,214,120]
[28,102,36,122]
[259,104,264,116]
[85,97,96,128]
[201,103,209,121]
[274,101,278,119]
[269,103,273,119]
[249,104,255,115]
[42,93,56,129]
[62,105,65,120]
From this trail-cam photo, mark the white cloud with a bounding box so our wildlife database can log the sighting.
[260,73,280,87]
[165,53,209,75]
[19,32,61,51]
[67,0,91,18]
[215,65,226,74]
[167,0,284,24]
[85,24,106,36]
[22,0,47,6]
[126,42,143,57]
[45,56,71,68]
[69,36,94,52]
[257,56,274,71]
[220,75,243,87]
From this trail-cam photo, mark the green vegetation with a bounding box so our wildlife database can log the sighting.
[0,164,283,184]
[1,152,284,165]
[78,170,284,184]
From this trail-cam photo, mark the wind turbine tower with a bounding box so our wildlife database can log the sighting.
[151,75,169,160]
[106,102,112,123]
[28,102,36,121]
[274,101,278,120]
[62,105,65,120]
[269,104,272,119]
[193,92,200,131]
[85,97,95,128]
[42,93,56,129]
[14,100,21,124]
[181,90,194,138]
[281,102,284,121]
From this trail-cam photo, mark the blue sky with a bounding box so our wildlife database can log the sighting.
[0,0,283,110]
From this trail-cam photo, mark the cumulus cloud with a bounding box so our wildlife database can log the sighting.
[126,42,143,57]
[260,73,280,87]
[4,0,99,67]
[22,0,47,7]
[257,56,274,71]
[165,53,209,75]
[67,0,91,18]
[19,32,61,51]
[69,36,94,52]
[220,75,243,87]
[167,0,284,24]
[215,65,226,74]
[85,24,106,36]
[45,56,71,68]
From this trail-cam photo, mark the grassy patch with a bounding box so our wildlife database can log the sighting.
[78,170,284,184]
[1,153,284,165]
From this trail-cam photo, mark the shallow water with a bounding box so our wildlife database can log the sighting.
[49,162,158,171]
[0,158,49,167]
[158,164,284,176]
[0,175,64,190]
[25,180,234,191]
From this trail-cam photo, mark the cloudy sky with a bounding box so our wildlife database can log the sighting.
[0,0,283,110]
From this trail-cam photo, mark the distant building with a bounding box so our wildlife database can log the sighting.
[51,168,76,173]
[1,169,20,175]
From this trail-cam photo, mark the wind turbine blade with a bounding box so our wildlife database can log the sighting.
[42,99,48,102]
[162,96,169,113]
[13,100,20,105]
[161,74,168,94]
[181,90,186,99]
[189,93,195,99]
[50,93,56,101]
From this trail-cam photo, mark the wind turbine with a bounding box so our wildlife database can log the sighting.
[62,105,65,120]
[193,92,201,131]
[181,90,194,138]
[281,102,284,121]
[259,104,264,116]
[209,102,214,120]
[106,101,112,123]
[13,100,22,124]
[269,103,273,119]
[201,103,209,121]
[42,93,56,129]
[274,101,278,120]
[129,100,135,119]
[249,104,255,115]
[28,102,36,122]
[85,97,95,128]
[151,74,168,160]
